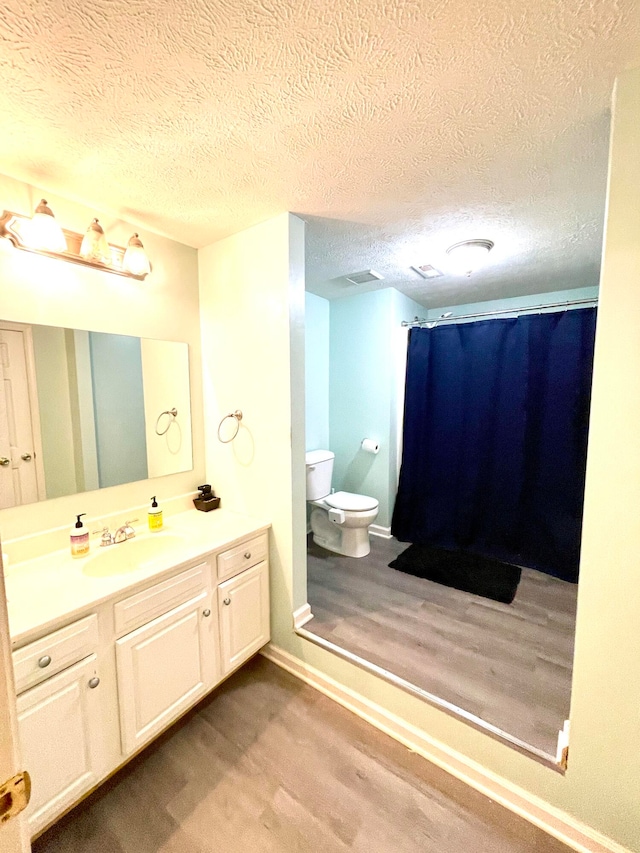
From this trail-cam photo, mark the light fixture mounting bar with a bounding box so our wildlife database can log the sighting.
[0,209,148,280]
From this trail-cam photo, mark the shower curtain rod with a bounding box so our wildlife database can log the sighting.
[401,297,598,328]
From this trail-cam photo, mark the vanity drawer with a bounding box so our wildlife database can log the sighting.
[114,562,209,636]
[13,614,99,695]
[217,533,268,582]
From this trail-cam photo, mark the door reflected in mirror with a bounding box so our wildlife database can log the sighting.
[0,320,193,508]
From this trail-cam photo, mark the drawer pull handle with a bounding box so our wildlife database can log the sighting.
[244,552,251,559]
[38,655,51,668]
[88,677,100,689]
[223,597,231,606]
[203,608,211,617]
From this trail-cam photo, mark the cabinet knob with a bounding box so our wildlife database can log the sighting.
[244,552,251,560]
[21,453,32,462]
[203,608,211,617]
[38,655,51,668]
[88,677,100,689]
[223,597,231,606]
[0,457,10,467]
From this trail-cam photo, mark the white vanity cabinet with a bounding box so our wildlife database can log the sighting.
[8,514,271,839]
[116,588,216,755]
[218,561,270,676]
[216,533,270,676]
[13,617,106,836]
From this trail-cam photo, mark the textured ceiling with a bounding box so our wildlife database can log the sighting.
[0,0,639,306]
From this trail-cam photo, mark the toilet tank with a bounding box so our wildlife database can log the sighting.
[305,450,335,500]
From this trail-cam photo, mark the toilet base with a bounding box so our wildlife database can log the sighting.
[312,531,371,558]
[309,503,377,558]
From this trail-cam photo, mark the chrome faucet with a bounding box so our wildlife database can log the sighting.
[113,519,138,544]
[93,527,115,547]
[92,518,139,547]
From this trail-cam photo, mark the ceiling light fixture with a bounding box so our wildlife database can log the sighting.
[0,204,151,280]
[445,239,494,276]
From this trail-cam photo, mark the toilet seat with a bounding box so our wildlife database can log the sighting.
[324,491,379,512]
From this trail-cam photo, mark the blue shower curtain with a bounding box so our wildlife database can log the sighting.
[391,308,597,582]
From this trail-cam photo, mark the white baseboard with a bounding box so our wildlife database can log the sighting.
[292,603,314,629]
[261,644,630,853]
[369,524,392,539]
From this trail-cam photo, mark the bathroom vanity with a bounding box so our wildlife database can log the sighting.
[4,509,270,837]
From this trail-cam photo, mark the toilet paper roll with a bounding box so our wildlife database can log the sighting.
[361,438,380,455]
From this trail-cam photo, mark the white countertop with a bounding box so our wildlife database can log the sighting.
[6,509,270,646]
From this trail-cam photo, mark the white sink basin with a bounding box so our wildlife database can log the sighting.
[82,534,187,577]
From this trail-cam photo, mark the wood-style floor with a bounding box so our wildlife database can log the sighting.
[33,657,570,853]
[306,535,578,756]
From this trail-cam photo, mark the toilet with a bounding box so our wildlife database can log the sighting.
[306,450,379,558]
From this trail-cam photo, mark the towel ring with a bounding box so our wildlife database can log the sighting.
[217,410,243,443]
[155,408,178,436]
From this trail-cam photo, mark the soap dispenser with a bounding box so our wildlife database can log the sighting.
[148,496,163,531]
[193,484,220,512]
[70,513,90,558]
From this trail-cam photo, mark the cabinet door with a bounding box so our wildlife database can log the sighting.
[17,654,105,836]
[218,560,270,676]
[116,590,215,756]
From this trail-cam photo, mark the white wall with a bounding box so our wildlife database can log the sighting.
[566,66,640,847]
[0,173,203,542]
[199,213,308,633]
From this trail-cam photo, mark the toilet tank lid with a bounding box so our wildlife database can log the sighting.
[325,491,379,511]
[306,449,335,465]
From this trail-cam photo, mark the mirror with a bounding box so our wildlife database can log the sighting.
[0,320,192,508]
[301,217,600,763]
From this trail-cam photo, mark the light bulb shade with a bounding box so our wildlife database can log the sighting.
[80,218,111,264]
[123,233,151,277]
[446,239,494,275]
[28,199,67,253]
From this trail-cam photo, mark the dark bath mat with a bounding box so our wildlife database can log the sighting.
[389,544,522,604]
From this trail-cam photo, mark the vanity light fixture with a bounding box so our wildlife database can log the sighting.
[123,233,151,277]
[27,199,67,253]
[80,218,111,264]
[445,239,494,276]
[0,203,151,280]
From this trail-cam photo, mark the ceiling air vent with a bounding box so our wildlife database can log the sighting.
[344,269,384,285]
[411,264,443,279]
